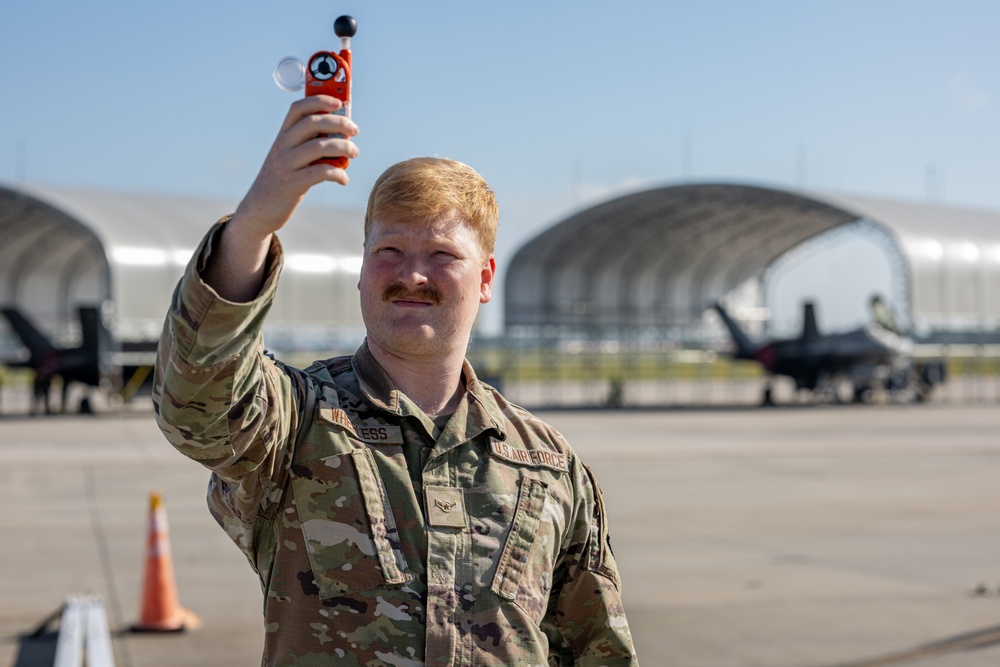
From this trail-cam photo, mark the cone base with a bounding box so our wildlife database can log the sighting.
[131,608,201,633]
[131,623,187,634]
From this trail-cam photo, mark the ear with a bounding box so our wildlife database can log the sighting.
[479,255,496,304]
[357,250,370,293]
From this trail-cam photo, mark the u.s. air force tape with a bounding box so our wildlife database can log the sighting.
[489,439,569,473]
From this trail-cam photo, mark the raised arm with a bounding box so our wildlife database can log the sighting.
[204,95,359,302]
[153,96,359,527]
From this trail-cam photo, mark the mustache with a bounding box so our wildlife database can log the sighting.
[382,283,443,305]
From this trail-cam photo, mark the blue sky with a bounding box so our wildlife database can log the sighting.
[2,1,998,334]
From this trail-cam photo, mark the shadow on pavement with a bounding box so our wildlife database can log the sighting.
[6,632,57,667]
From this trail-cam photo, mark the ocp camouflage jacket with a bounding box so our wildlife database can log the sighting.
[153,222,638,666]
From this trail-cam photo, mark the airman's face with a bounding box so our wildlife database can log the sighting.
[359,210,494,360]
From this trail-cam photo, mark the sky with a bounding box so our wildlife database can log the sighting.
[2,0,998,336]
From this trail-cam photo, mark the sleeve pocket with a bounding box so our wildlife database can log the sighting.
[583,465,621,591]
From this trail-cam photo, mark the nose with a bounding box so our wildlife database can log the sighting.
[396,254,429,288]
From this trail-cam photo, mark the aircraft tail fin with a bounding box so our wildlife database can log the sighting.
[75,306,109,388]
[1,307,58,363]
[713,303,759,360]
[801,302,820,341]
[78,306,105,354]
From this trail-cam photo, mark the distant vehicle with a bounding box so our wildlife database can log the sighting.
[1,305,119,414]
[713,301,946,405]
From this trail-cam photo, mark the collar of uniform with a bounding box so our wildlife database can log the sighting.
[350,341,507,443]
[351,340,402,415]
[428,358,507,459]
[460,359,507,442]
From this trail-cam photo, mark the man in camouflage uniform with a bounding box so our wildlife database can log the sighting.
[154,95,638,666]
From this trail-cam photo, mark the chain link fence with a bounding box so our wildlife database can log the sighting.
[1,342,997,416]
[467,338,1000,409]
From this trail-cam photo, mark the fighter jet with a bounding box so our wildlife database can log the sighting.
[0,305,117,414]
[713,301,945,405]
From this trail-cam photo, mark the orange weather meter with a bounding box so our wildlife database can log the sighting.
[273,15,357,169]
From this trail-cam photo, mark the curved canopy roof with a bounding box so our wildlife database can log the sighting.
[0,183,366,349]
[505,183,1000,336]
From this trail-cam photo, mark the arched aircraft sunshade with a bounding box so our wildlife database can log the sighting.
[505,183,1000,337]
[0,183,366,351]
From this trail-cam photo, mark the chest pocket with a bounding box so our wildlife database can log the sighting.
[291,448,412,598]
[490,477,552,623]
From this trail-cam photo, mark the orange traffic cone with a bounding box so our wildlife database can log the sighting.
[132,492,200,632]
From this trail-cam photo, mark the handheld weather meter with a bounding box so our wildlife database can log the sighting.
[273,15,357,169]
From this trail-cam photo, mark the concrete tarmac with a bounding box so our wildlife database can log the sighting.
[1,403,998,666]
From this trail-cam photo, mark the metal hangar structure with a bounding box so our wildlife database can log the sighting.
[0,183,367,355]
[504,183,1000,342]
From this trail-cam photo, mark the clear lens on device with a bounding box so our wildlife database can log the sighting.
[273,56,306,92]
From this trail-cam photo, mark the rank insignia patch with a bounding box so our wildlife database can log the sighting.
[425,486,467,528]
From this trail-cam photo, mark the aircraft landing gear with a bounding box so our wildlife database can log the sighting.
[761,384,775,406]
